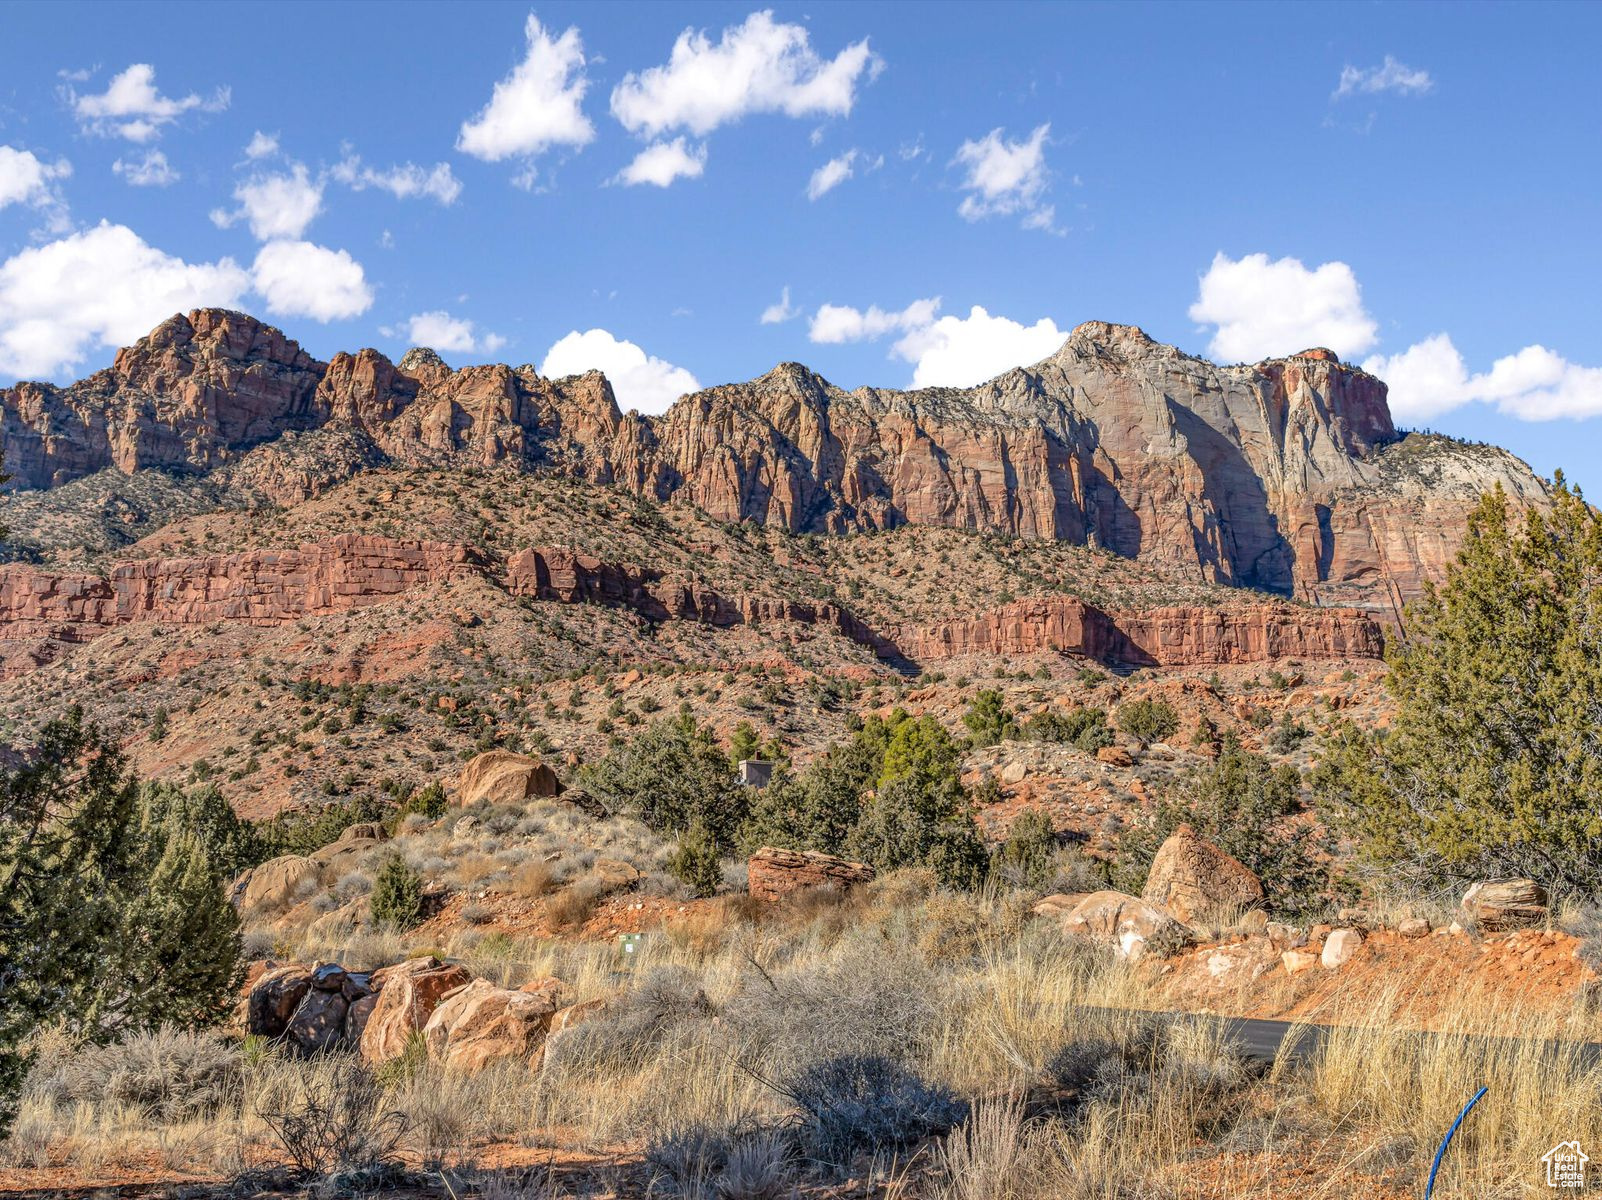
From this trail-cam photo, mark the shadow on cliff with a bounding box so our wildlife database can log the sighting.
[1164,398,1295,595]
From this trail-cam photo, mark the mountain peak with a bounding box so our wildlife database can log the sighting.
[1067,319,1157,348]
[397,346,449,375]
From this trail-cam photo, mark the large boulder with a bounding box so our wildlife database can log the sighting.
[457,750,562,807]
[359,956,473,1063]
[1321,928,1363,970]
[422,977,565,1072]
[1058,890,1193,960]
[541,998,611,1072]
[285,988,349,1055]
[590,858,642,895]
[345,993,379,1045]
[311,823,389,872]
[1141,824,1264,924]
[747,847,876,901]
[1032,893,1091,919]
[246,965,313,1037]
[1461,879,1548,932]
[238,855,321,912]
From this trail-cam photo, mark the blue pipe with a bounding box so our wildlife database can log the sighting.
[1425,1086,1487,1199]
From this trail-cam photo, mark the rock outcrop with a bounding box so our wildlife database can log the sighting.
[456,750,562,807]
[244,961,375,1053]
[3,310,1552,619]
[747,847,877,901]
[236,855,321,913]
[1321,928,1363,969]
[421,977,566,1072]
[1141,824,1265,923]
[1056,890,1194,960]
[0,534,1389,680]
[889,597,1383,665]
[359,956,473,1063]
[1461,879,1548,932]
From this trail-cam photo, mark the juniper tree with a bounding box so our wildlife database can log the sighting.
[580,714,747,851]
[0,710,242,1136]
[1314,478,1602,896]
[369,853,424,930]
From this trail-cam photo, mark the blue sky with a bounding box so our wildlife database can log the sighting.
[1,1,1598,493]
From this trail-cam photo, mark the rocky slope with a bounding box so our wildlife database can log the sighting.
[0,532,1381,681]
[1,310,1551,618]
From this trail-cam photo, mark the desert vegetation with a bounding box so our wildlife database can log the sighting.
[8,876,1602,1197]
[4,480,1601,1197]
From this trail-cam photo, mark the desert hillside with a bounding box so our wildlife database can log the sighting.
[4,311,1593,1200]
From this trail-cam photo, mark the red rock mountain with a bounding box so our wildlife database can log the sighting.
[1,309,1548,619]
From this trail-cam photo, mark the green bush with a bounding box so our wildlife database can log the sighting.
[991,807,1058,889]
[370,854,423,930]
[961,689,1017,747]
[847,775,987,891]
[251,794,392,863]
[1022,707,1113,752]
[1116,698,1179,744]
[739,737,876,857]
[1112,733,1334,915]
[666,820,723,898]
[737,710,990,889]
[399,781,447,823]
[580,715,747,852]
[0,710,241,1137]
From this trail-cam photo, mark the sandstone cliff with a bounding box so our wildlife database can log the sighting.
[2,310,1550,617]
[0,534,1383,680]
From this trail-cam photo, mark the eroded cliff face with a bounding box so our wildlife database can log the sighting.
[888,596,1383,666]
[1,310,1550,615]
[0,535,1383,681]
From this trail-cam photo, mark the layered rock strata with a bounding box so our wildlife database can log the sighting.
[0,535,1387,679]
[3,310,1551,616]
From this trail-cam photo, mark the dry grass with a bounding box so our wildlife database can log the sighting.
[10,878,1597,1197]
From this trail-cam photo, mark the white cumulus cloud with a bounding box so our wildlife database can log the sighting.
[807,149,857,200]
[541,328,699,414]
[457,14,594,171]
[760,285,798,325]
[0,146,71,226]
[614,137,706,187]
[332,154,462,205]
[806,296,1066,388]
[251,240,372,322]
[954,123,1055,231]
[113,149,178,187]
[212,162,324,240]
[395,310,506,356]
[244,130,279,160]
[0,221,249,379]
[1189,251,1378,362]
[1334,55,1434,100]
[610,11,880,185]
[1364,334,1602,424]
[70,63,228,142]
[613,11,879,137]
[808,297,941,344]
[893,306,1068,388]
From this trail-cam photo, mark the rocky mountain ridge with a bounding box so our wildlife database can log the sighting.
[1,309,1550,619]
